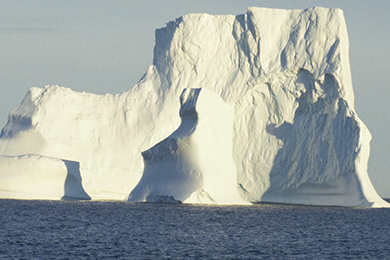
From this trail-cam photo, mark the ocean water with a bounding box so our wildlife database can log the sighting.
[0,199,389,259]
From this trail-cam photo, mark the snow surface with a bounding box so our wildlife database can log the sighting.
[0,7,388,207]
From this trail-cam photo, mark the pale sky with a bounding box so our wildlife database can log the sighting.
[1,0,389,197]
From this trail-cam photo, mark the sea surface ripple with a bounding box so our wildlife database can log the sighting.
[0,199,389,259]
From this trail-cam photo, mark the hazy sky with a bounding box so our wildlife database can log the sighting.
[1,0,389,197]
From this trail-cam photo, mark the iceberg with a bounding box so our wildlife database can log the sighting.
[0,7,388,207]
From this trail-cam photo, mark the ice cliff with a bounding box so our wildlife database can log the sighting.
[0,155,90,200]
[0,7,388,207]
[127,88,245,204]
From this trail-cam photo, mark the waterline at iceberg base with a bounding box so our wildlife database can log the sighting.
[0,7,388,207]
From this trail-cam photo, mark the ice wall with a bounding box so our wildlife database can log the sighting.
[0,7,387,207]
[0,155,90,200]
[127,88,246,204]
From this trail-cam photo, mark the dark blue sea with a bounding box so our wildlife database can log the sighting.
[0,199,389,259]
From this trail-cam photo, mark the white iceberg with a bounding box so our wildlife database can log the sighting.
[0,7,387,207]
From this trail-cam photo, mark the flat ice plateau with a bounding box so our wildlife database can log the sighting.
[0,7,388,207]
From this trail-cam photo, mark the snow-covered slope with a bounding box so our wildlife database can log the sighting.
[0,7,387,207]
